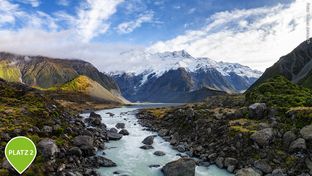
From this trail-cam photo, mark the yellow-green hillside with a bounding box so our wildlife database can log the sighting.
[59,75,126,104]
[0,61,21,82]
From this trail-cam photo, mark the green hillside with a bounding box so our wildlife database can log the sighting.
[246,76,312,107]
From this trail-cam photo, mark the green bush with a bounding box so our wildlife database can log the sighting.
[246,76,312,107]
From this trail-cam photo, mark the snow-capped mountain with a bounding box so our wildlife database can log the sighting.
[111,50,262,103]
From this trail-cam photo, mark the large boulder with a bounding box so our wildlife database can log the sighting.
[300,125,312,140]
[72,135,94,147]
[107,132,123,141]
[37,138,59,159]
[93,156,116,167]
[289,138,306,152]
[142,135,155,145]
[251,128,274,146]
[86,112,102,127]
[224,157,238,171]
[215,157,224,168]
[254,160,272,174]
[67,147,82,157]
[89,112,101,118]
[119,129,130,135]
[248,103,267,119]
[283,131,296,146]
[115,123,125,129]
[154,151,166,156]
[140,145,154,150]
[236,168,261,176]
[162,158,196,176]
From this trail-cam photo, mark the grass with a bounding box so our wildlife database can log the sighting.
[145,108,171,119]
[229,118,259,134]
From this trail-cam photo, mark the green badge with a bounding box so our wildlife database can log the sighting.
[5,136,37,174]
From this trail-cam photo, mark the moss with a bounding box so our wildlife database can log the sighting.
[0,169,9,176]
[28,134,41,144]
[285,155,298,167]
[229,118,259,134]
[146,108,171,119]
[55,138,65,146]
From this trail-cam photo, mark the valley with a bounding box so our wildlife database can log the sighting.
[0,38,312,176]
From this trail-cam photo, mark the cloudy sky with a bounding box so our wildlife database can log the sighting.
[0,0,308,71]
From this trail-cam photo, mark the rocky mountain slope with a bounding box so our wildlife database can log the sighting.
[0,52,126,106]
[138,76,312,175]
[0,78,119,175]
[250,39,312,90]
[112,50,262,103]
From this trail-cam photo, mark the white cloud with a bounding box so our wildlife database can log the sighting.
[0,0,22,25]
[75,0,124,41]
[117,11,154,34]
[57,0,70,6]
[148,0,308,71]
[0,29,143,72]
[17,0,40,7]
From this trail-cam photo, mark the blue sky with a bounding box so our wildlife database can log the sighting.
[0,0,307,71]
[5,0,293,44]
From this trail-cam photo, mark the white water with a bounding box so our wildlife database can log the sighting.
[82,104,233,176]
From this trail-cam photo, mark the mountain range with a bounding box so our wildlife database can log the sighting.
[0,52,127,107]
[111,50,262,103]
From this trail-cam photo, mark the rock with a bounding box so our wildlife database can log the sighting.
[119,129,130,135]
[107,132,123,140]
[57,163,66,172]
[72,135,93,147]
[300,125,312,140]
[159,129,168,136]
[90,112,101,118]
[115,123,125,129]
[177,144,186,152]
[142,135,155,145]
[289,138,306,152]
[162,158,196,176]
[248,103,267,119]
[2,160,12,170]
[94,156,117,167]
[80,145,96,157]
[215,157,224,168]
[224,157,238,168]
[271,169,286,176]
[283,131,296,146]
[109,128,118,133]
[236,168,261,176]
[37,138,59,159]
[67,147,82,157]
[42,125,53,134]
[106,112,115,117]
[149,164,161,168]
[86,112,102,127]
[140,145,154,150]
[154,151,166,156]
[305,158,312,173]
[251,128,274,146]
[227,165,235,173]
[254,160,272,174]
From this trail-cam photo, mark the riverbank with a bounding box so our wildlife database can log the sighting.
[0,79,123,175]
[137,95,312,176]
[82,105,232,176]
